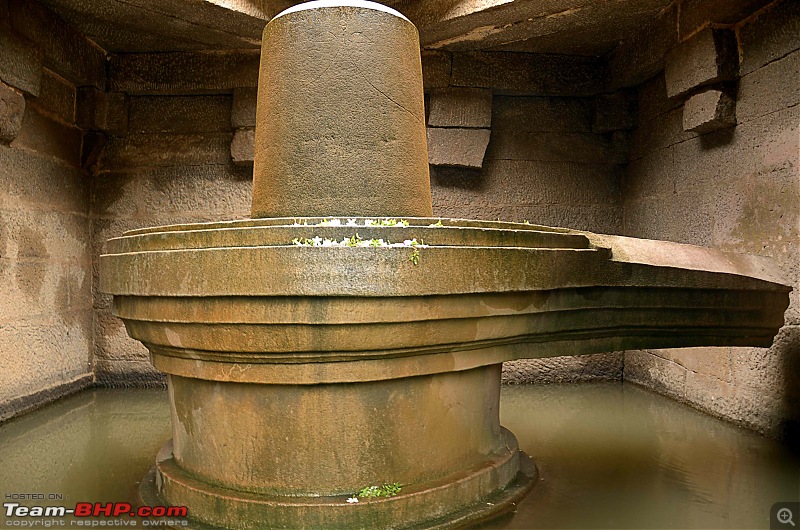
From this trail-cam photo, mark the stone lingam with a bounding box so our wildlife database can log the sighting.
[100,1,791,529]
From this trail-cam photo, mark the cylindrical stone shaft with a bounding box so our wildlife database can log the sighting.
[251,1,433,219]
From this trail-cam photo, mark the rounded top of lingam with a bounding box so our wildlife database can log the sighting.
[251,0,432,219]
[274,0,410,22]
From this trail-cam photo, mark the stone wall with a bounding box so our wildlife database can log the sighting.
[420,52,627,383]
[619,0,800,438]
[0,0,100,420]
[91,94,252,385]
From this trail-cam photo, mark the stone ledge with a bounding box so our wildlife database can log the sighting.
[0,372,93,423]
[427,127,490,168]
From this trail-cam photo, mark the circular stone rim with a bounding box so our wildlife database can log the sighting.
[274,0,410,22]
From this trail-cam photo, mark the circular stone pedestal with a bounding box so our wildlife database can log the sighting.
[141,366,536,529]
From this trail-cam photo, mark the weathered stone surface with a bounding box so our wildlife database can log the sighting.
[502,353,623,384]
[492,96,591,133]
[0,80,25,144]
[664,27,739,98]
[593,90,636,133]
[606,3,677,90]
[98,133,232,169]
[678,0,767,40]
[29,69,75,124]
[682,89,736,133]
[76,88,128,135]
[737,49,800,123]
[623,19,799,438]
[11,105,82,166]
[0,145,89,213]
[35,0,266,53]
[231,128,254,166]
[485,131,610,164]
[8,0,106,89]
[231,87,257,129]
[739,0,800,75]
[428,87,492,128]
[401,0,669,56]
[451,51,603,96]
[251,5,431,218]
[0,24,43,95]
[109,51,260,94]
[625,350,687,400]
[427,127,491,168]
[480,159,621,206]
[128,95,231,133]
[421,50,451,89]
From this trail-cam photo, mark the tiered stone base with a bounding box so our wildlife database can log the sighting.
[141,436,536,530]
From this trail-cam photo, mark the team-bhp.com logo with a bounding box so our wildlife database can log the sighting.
[4,502,188,525]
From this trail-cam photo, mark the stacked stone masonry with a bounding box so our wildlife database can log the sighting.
[0,0,797,441]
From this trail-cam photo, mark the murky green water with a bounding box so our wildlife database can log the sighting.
[0,383,797,529]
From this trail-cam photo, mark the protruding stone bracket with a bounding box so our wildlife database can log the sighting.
[682,88,736,133]
[0,80,25,145]
[665,27,739,99]
[426,87,492,169]
[665,26,740,134]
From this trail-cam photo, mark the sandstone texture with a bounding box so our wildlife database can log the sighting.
[622,1,800,438]
[682,89,736,133]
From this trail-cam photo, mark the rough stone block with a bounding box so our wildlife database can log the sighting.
[451,51,603,96]
[427,127,491,168]
[493,96,591,133]
[481,158,620,206]
[0,146,89,214]
[664,27,739,98]
[651,346,731,380]
[8,0,106,89]
[29,70,75,124]
[739,0,800,75]
[231,128,255,166]
[11,106,82,166]
[682,89,736,133]
[128,95,232,133]
[737,49,800,123]
[679,0,767,40]
[485,131,610,164]
[0,80,25,144]
[231,88,257,129]
[421,50,451,89]
[98,133,232,169]
[593,90,636,133]
[0,24,42,95]
[428,87,492,129]
[109,51,260,94]
[76,88,128,135]
[502,353,623,384]
[624,349,687,401]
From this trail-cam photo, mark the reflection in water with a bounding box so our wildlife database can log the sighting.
[0,384,797,529]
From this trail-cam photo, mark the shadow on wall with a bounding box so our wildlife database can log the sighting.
[782,333,800,452]
[430,165,484,191]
